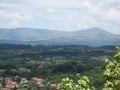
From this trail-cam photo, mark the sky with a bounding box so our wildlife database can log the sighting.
[0,0,120,34]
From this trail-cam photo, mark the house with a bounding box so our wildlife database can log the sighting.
[18,68,27,72]
[14,75,20,81]
[38,65,44,69]
[18,68,31,72]
[5,81,18,89]
[36,81,44,87]
[49,84,57,88]
[20,78,29,88]
[31,77,44,87]
[20,78,28,84]
[32,77,43,83]
[31,77,38,83]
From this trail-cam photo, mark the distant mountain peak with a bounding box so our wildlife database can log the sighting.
[0,27,119,46]
[74,27,112,34]
[84,27,113,35]
[87,27,108,32]
[88,27,103,30]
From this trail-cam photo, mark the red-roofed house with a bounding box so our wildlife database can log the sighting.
[6,81,18,89]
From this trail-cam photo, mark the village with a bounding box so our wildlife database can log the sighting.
[0,44,115,90]
[0,66,58,90]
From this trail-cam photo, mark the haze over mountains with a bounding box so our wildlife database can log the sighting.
[0,27,120,46]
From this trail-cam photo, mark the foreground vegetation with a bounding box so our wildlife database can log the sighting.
[0,44,117,89]
[58,46,120,90]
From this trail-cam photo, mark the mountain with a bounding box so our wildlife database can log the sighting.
[0,27,120,46]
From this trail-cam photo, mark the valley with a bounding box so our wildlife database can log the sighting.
[0,44,116,89]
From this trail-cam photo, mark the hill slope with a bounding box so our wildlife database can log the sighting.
[0,27,120,46]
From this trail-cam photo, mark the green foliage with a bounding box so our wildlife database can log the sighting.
[58,46,120,90]
[58,76,95,90]
[0,44,117,90]
[103,46,120,90]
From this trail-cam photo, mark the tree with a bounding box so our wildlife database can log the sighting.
[58,76,95,90]
[103,46,120,90]
[58,46,120,90]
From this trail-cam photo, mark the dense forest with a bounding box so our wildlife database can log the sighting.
[0,44,116,90]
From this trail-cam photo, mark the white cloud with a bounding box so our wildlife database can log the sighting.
[0,0,120,34]
[67,15,74,20]
[83,1,99,13]
[46,9,55,13]
[103,0,120,3]
[0,2,25,9]
[10,12,32,21]
[77,23,82,28]
[9,20,20,27]
[0,10,33,27]
[106,9,120,19]
[103,8,120,24]
[81,1,120,29]
[0,10,33,20]
[29,0,82,8]
[0,10,5,16]
[83,1,93,8]
[10,12,23,20]
[0,2,16,8]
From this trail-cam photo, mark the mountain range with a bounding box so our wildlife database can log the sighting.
[0,27,120,46]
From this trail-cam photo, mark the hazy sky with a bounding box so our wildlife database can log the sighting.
[0,0,120,34]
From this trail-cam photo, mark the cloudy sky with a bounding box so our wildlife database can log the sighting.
[0,0,120,34]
